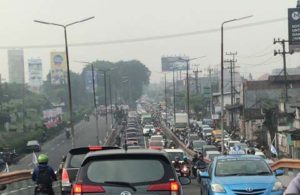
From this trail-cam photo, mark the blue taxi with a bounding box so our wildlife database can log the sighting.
[200,155,284,195]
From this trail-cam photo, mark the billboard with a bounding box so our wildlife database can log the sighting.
[288,8,300,52]
[28,58,43,93]
[161,56,189,72]
[50,52,67,84]
[43,107,62,129]
[85,70,97,92]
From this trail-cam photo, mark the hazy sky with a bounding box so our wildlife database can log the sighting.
[0,0,299,83]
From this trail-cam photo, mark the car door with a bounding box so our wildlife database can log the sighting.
[201,163,212,195]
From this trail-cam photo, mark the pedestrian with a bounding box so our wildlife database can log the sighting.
[284,173,300,194]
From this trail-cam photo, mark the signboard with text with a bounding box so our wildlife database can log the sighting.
[288,8,300,52]
[161,56,189,72]
[50,52,67,85]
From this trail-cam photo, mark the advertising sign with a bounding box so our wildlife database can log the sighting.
[288,8,300,52]
[85,70,97,92]
[50,52,67,85]
[161,56,189,72]
[43,107,63,129]
[28,58,43,93]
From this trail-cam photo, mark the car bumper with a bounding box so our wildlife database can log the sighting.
[210,190,284,195]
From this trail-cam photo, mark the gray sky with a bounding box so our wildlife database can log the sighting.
[0,0,299,83]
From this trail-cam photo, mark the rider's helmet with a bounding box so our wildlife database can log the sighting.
[38,154,48,164]
[183,156,188,163]
[175,156,180,162]
[250,148,256,155]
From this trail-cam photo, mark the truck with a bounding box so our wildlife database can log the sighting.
[174,113,188,131]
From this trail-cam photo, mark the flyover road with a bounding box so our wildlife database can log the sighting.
[9,115,112,171]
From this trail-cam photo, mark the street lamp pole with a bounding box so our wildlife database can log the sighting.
[34,17,95,148]
[75,61,100,145]
[220,15,252,154]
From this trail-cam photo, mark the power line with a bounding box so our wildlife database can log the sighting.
[0,17,286,49]
[239,56,281,66]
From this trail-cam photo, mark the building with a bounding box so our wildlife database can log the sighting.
[8,49,25,84]
[28,58,43,93]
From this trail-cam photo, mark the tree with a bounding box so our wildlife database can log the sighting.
[190,95,210,120]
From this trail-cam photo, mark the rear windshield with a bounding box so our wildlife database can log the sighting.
[69,154,86,168]
[85,158,171,185]
[126,133,137,138]
[167,152,184,161]
[215,159,271,176]
[150,142,163,146]
[193,141,205,148]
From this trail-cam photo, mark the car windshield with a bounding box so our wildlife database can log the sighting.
[167,152,184,161]
[215,159,271,176]
[86,159,165,184]
[151,136,162,141]
[144,125,153,129]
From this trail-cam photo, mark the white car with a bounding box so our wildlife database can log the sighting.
[143,124,154,135]
[164,148,185,163]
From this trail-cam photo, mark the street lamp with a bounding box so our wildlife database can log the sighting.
[75,61,100,145]
[177,56,206,130]
[220,15,252,154]
[34,17,95,148]
[98,67,117,128]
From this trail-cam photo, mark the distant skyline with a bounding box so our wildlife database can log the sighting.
[0,0,299,83]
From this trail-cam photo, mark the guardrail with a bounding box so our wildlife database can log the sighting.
[0,170,31,185]
[271,158,300,171]
[161,123,196,157]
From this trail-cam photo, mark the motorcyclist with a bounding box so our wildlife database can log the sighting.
[32,154,57,195]
[192,154,198,165]
[173,156,181,170]
[195,154,207,169]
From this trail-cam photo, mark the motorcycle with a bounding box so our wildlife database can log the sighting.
[180,164,191,177]
[65,128,70,139]
[196,165,207,183]
[34,184,53,195]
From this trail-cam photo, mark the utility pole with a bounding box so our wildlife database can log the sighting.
[109,73,113,127]
[274,38,293,110]
[164,73,168,125]
[225,52,237,133]
[186,60,190,129]
[208,67,213,117]
[193,65,201,95]
[91,64,100,145]
[173,65,176,128]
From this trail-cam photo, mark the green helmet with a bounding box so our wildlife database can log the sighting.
[38,154,48,164]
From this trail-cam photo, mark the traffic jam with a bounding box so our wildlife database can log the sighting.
[46,100,287,195]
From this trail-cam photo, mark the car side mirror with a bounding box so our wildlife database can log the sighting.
[178,176,191,185]
[200,171,210,178]
[275,169,284,176]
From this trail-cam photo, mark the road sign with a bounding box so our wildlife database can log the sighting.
[203,87,211,97]
[288,8,300,52]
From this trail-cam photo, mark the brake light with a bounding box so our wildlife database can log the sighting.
[88,146,103,151]
[72,184,105,195]
[61,168,71,186]
[147,181,180,194]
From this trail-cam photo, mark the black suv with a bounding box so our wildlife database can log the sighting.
[59,146,119,195]
[72,149,190,195]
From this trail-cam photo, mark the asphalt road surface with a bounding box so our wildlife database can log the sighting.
[10,115,112,171]
[7,116,201,194]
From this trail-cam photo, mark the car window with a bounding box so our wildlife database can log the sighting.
[215,159,271,176]
[70,154,86,168]
[86,159,166,184]
[150,141,163,146]
[167,152,184,161]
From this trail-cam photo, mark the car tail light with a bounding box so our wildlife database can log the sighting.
[147,181,180,195]
[72,184,105,195]
[88,146,103,151]
[61,168,71,187]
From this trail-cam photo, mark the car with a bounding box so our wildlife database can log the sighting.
[227,140,241,150]
[149,141,164,150]
[163,148,185,163]
[127,138,139,145]
[202,145,218,156]
[192,140,206,153]
[127,145,142,149]
[205,151,221,162]
[59,146,119,195]
[72,149,191,194]
[125,127,139,134]
[26,140,41,153]
[150,135,164,142]
[202,127,213,138]
[188,133,199,142]
[200,155,284,195]
[143,124,155,135]
[126,132,138,139]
